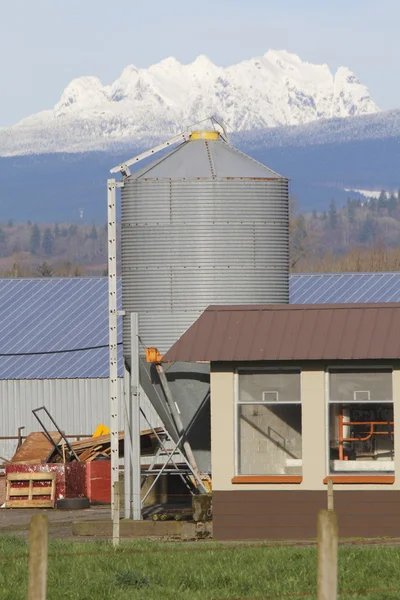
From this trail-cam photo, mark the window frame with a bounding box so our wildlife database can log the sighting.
[325,365,395,483]
[234,366,302,482]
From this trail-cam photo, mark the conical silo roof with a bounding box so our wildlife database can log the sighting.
[131,131,284,180]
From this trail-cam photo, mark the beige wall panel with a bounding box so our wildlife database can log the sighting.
[211,362,400,492]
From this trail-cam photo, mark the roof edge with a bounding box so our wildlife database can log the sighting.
[204,302,400,311]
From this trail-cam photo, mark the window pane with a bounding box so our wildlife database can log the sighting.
[238,404,302,475]
[329,369,392,402]
[239,370,300,403]
[329,402,394,474]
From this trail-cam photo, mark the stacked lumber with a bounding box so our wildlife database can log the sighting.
[11,432,61,464]
[53,427,165,463]
[7,427,166,465]
[57,432,124,463]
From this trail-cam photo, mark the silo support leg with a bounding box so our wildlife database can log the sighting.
[123,366,133,519]
[130,313,142,520]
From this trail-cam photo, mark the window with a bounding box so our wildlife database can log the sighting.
[237,369,302,476]
[328,368,394,475]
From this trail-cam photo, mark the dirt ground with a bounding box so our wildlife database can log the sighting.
[0,506,112,540]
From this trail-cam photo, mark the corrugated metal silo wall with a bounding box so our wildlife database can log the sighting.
[121,178,289,358]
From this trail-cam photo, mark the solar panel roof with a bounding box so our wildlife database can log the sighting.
[1,272,399,379]
[290,272,400,304]
[0,278,122,379]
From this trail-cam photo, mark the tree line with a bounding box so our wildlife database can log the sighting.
[0,221,107,277]
[290,190,400,272]
[2,193,400,278]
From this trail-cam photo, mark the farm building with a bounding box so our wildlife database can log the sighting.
[0,277,161,461]
[1,271,400,498]
[163,300,400,540]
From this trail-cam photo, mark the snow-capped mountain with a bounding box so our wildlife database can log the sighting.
[0,50,379,156]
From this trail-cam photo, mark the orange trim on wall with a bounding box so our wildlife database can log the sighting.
[323,476,394,484]
[232,476,303,484]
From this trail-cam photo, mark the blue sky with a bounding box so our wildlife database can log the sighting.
[0,0,398,126]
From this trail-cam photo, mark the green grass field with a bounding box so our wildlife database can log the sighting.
[0,536,399,599]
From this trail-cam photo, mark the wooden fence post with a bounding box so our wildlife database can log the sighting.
[327,478,334,511]
[317,509,338,600]
[28,514,48,600]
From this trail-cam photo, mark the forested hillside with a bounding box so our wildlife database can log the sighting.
[0,221,107,276]
[291,190,400,272]
[1,191,400,277]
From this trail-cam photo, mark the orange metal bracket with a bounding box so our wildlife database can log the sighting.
[145,347,163,363]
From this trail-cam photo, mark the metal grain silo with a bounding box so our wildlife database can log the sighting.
[121,130,289,361]
[120,130,289,474]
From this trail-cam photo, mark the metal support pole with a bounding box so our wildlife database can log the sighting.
[131,312,142,520]
[113,481,120,546]
[108,178,119,532]
[123,366,132,519]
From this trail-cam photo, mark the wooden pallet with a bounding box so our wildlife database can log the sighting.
[6,472,56,508]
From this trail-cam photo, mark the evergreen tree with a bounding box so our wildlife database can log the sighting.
[347,199,356,224]
[30,224,41,255]
[68,224,78,236]
[378,190,387,212]
[0,229,7,256]
[328,200,338,229]
[42,228,54,255]
[7,219,13,228]
[358,215,376,244]
[89,224,98,240]
[36,261,53,277]
[312,209,318,219]
[27,220,32,226]
[53,223,61,237]
[388,194,397,217]
[320,211,327,221]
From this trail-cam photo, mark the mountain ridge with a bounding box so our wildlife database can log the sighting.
[0,49,378,156]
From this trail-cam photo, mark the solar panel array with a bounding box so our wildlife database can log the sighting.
[290,272,400,304]
[1,273,400,379]
[0,278,122,379]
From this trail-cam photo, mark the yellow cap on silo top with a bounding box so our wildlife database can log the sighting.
[189,130,220,141]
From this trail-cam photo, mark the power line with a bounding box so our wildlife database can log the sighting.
[0,342,122,357]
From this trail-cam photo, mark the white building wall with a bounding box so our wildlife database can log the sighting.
[0,378,162,460]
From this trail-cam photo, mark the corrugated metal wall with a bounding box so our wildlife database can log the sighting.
[122,179,289,358]
[0,378,162,460]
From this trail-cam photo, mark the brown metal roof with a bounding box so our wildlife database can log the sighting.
[162,303,400,363]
